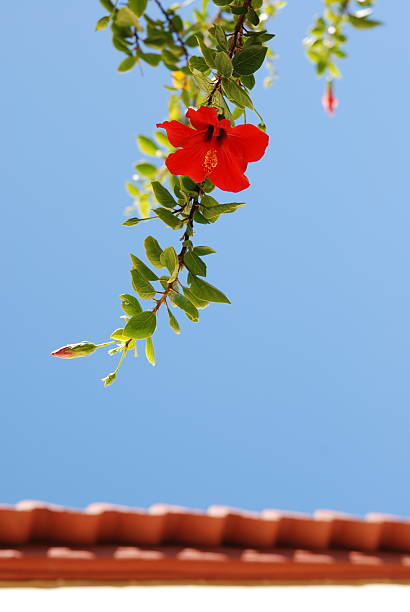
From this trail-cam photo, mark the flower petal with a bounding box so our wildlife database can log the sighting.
[208,145,250,193]
[165,145,208,183]
[186,106,219,130]
[156,120,197,148]
[227,124,269,163]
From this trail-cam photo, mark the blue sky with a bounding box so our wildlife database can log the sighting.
[1,1,409,516]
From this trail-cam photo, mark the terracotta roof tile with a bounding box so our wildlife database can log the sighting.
[1,502,410,557]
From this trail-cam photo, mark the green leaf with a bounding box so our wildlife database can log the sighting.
[195,35,216,68]
[111,328,127,341]
[120,293,143,316]
[184,251,207,277]
[232,46,267,75]
[170,293,199,322]
[239,74,255,90]
[189,56,210,73]
[193,210,210,224]
[203,202,245,218]
[181,176,198,192]
[112,36,131,55]
[144,236,164,268]
[117,56,138,73]
[230,5,248,14]
[116,6,139,27]
[100,0,114,10]
[131,269,156,300]
[189,275,230,304]
[124,311,157,339]
[145,337,156,365]
[214,51,233,77]
[222,79,253,109]
[135,163,157,178]
[151,181,177,208]
[154,207,182,229]
[155,130,173,149]
[246,7,260,26]
[193,246,216,256]
[130,254,159,281]
[126,182,140,197]
[348,14,382,28]
[328,63,342,78]
[183,286,209,309]
[137,136,159,156]
[191,72,212,94]
[160,246,179,280]
[123,217,142,226]
[167,307,181,334]
[213,0,233,5]
[96,16,111,30]
[138,51,162,66]
[214,25,227,50]
[129,0,147,17]
[171,15,183,32]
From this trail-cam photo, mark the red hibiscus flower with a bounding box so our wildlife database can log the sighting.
[156,106,269,193]
[322,81,339,116]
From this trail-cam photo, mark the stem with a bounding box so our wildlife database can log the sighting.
[97,341,117,348]
[154,0,189,62]
[206,0,253,106]
[152,193,200,314]
[114,347,128,374]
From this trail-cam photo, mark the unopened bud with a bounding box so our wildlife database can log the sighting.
[101,372,116,386]
[51,342,97,359]
[322,80,339,116]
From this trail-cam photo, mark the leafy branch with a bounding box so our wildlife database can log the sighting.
[52,0,381,385]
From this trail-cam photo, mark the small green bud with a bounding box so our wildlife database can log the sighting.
[51,342,97,359]
[102,372,117,386]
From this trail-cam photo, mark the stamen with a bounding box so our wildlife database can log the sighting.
[203,148,218,172]
[216,128,227,145]
[205,125,214,141]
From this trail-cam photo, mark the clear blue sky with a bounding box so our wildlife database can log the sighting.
[1,1,409,516]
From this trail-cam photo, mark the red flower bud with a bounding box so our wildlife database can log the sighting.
[51,342,97,359]
[322,81,339,116]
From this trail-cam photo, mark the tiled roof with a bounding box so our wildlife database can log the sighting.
[1,502,410,583]
[1,502,410,552]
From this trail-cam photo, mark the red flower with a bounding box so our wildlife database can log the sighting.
[322,81,339,116]
[156,106,269,193]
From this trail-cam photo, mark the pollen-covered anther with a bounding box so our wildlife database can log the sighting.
[203,148,218,172]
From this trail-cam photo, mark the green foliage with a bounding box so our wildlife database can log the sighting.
[144,236,164,268]
[154,207,182,229]
[160,246,179,280]
[151,181,177,208]
[170,292,199,322]
[129,0,148,17]
[189,275,230,304]
[184,251,207,277]
[137,136,159,156]
[121,293,143,315]
[232,46,267,75]
[131,269,156,299]
[167,307,181,334]
[130,254,159,281]
[145,337,156,365]
[124,311,157,339]
[202,202,245,218]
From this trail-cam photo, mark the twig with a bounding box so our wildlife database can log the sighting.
[206,0,253,106]
[154,0,189,62]
[152,196,199,313]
